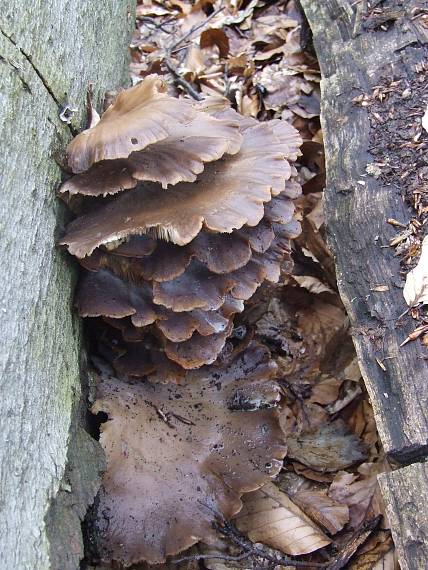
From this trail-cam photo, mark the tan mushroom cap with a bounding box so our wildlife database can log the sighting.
[60,121,292,257]
[62,111,242,193]
[67,76,196,173]
[92,343,287,565]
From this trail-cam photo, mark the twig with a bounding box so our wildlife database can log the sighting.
[163,57,203,101]
[168,5,225,51]
[171,551,252,564]
[197,501,328,569]
[162,3,225,100]
[138,16,174,33]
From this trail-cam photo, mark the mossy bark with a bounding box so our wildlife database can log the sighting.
[0,3,135,569]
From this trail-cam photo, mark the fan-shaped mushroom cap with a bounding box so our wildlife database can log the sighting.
[67,76,196,173]
[164,324,233,369]
[237,220,275,254]
[62,110,242,194]
[156,308,230,342]
[75,269,161,327]
[265,194,296,224]
[60,121,293,257]
[268,118,303,162]
[153,261,236,312]
[92,343,287,565]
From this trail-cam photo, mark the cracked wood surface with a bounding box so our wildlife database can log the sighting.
[378,462,428,570]
[0,3,134,569]
[300,0,428,463]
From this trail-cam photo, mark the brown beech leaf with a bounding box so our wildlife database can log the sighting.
[92,344,287,565]
[287,419,368,472]
[61,110,242,194]
[328,463,384,530]
[292,489,349,534]
[234,482,330,555]
[67,76,195,172]
[200,28,230,57]
[60,121,293,256]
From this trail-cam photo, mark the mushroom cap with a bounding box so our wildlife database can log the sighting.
[75,269,161,328]
[62,110,242,193]
[92,343,287,566]
[67,76,196,173]
[163,324,233,369]
[60,121,292,257]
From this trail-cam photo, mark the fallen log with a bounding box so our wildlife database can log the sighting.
[299,0,428,463]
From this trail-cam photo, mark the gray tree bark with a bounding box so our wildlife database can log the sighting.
[0,2,135,569]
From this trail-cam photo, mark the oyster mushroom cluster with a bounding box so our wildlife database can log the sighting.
[60,75,302,375]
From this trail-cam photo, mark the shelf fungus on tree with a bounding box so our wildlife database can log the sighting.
[59,74,302,372]
[91,343,287,566]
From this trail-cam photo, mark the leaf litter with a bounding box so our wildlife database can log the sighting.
[87,1,398,568]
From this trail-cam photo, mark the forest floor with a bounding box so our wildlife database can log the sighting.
[89,1,408,568]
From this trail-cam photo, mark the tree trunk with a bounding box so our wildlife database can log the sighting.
[0,3,135,569]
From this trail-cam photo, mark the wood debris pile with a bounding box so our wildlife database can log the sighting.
[71,1,398,569]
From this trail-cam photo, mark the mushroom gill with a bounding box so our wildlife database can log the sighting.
[91,343,287,566]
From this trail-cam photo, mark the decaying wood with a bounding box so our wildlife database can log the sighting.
[378,462,428,570]
[0,2,134,569]
[299,0,428,463]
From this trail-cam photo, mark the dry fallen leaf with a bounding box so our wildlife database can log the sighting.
[234,482,330,555]
[403,235,428,306]
[291,489,349,534]
[287,419,368,472]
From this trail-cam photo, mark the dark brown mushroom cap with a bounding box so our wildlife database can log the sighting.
[75,269,162,328]
[156,308,230,342]
[164,324,233,369]
[237,219,275,254]
[153,261,236,312]
[83,224,269,284]
[67,76,196,173]
[265,193,296,224]
[60,121,293,257]
[61,110,242,194]
[92,343,287,565]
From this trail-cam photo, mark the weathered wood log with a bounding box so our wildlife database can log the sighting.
[0,3,135,569]
[378,462,428,570]
[299,0,428,463]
